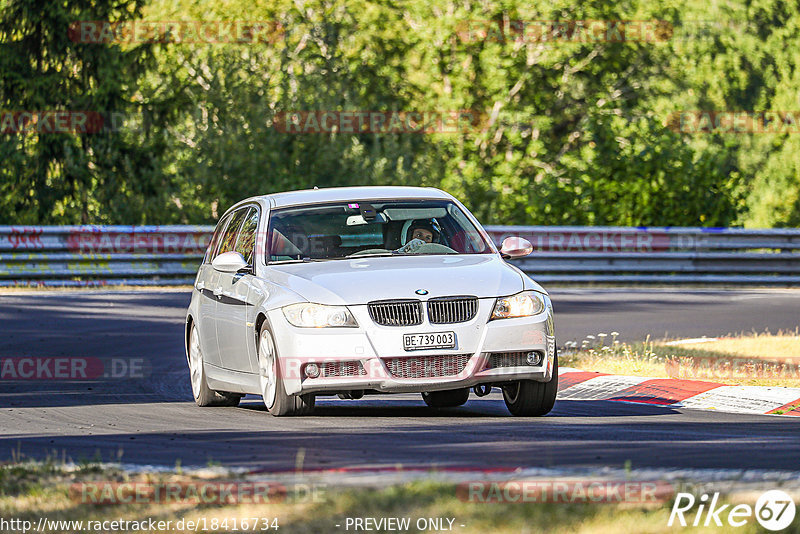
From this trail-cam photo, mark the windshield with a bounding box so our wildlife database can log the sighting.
[267,199,493,263]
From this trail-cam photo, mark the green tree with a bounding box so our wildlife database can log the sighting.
[3,0,797,228]
[0,0,175,224]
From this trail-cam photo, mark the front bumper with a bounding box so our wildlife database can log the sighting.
[268,297,556,396]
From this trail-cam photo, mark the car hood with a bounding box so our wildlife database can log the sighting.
[266,254,542,305]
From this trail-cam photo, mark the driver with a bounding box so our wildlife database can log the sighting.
[406,219,441,244]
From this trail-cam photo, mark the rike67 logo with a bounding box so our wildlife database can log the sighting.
[669,490,796,531]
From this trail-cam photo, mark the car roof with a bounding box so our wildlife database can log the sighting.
[233,186,452,210]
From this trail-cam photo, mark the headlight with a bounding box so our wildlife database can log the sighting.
[282,303,358,328]
[491,291,545,319]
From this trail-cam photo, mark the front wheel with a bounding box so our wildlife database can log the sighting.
[258,326,315,416]
[502,352,558,416]
[422,388,470,408]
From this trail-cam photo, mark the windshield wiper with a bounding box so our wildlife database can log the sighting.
[268,257,314,264]
[341,252,398,259]
[271,252,400,264]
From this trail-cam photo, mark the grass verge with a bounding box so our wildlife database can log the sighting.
[0,462,780,534]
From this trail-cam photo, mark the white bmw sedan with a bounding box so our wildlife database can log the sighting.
[185,186,557,416]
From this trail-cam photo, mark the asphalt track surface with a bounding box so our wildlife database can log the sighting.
[1,288,799,471]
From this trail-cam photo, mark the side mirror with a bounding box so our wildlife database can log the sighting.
[211,251,249,273]
[500,237,533,259]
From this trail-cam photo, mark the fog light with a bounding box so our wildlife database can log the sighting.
[304,363,320,379]
[526,351,542,366]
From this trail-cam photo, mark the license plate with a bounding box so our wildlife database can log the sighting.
[403,331,456,351]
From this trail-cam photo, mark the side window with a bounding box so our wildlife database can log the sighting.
[217,208,249,258]
[234,207,259,265]
[205,211,234,263]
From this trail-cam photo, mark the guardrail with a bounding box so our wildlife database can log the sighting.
[1,225,799,286]
[485,226,800,284]
[0,226,210,287]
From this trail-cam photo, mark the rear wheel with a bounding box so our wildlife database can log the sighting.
[258,326,315,416]
[188,325,241,407]
[421,388,470,408]
[502,352,558,416]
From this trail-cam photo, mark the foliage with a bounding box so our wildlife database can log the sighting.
[0,0,183,224]
[0,0,798,226]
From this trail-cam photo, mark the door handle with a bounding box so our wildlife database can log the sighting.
[196,281,205,291]
[213,287,223,297]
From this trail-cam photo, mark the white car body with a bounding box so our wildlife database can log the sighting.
[185,186,557,416]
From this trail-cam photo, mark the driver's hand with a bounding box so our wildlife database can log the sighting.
[395,238,426,254]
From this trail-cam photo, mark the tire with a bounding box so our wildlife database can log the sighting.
[257,325,315,416]
[187,324,242,407]
[502,351,559,416]
[421,388,470,408]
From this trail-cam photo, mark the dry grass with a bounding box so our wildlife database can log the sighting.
[561,331,800,387]
[673,332,800,361]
